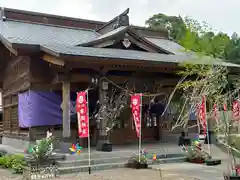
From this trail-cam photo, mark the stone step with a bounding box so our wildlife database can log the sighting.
[62,152,184,162]
[63,149,184,161]
[152,156,186,164]
[57,156,130,167]
[57,156,186,174]
[58,162,125,174]
[59,153,185,165]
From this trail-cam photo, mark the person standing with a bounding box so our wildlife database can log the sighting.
[206,115,216,144]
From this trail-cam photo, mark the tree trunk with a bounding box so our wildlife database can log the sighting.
[96,81,112,151]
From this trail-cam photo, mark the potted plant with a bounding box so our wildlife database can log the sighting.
[24,136,56,166]
[126,153,148,169]
[185,144,205,164]
[23,136,59,179]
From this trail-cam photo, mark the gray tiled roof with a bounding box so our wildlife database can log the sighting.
[41,44,240,67]
[146,37,186,55]
[42,44,185,63]
[0,20,239,68]
[0,20,100,46]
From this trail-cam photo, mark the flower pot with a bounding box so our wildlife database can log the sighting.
[128,162,148,169]
[135,163,148,169]
[223,175,240,180]
[96,142,112,152]
[102,143,112,152]
[188,159,205,164]
[24,155,58,166]
[205,159,221,166]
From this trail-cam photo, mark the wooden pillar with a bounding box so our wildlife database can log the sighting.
[62,80,71,138]
[156,115,160,141]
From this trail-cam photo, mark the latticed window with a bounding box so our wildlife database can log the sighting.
[146,115,157,127]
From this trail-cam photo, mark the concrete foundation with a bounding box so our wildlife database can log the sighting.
[1,136,31,151]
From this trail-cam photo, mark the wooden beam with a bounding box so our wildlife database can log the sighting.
[67,62,178,73]
[51,72,179,86]
[42,54,65,66]
[62,55,177,68]
[30,83,61,91]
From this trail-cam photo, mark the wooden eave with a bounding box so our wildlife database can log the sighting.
[0,34,41,56]
[0,34,18,55]
[40,50,177,70]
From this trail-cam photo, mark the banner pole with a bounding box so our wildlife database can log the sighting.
[204,96,211,156]
[139,94,142,163]
[86,90,91,174]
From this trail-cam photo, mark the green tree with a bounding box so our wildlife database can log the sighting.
[225,32,240,64]
[146,13,240,64]
[162,15,240,175]
[146,13,187,41]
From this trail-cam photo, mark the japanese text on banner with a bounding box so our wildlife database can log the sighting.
[76,91,89,138]
[233,100,240,121]
[131,94,142,137]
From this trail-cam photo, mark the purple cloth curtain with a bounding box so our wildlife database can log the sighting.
[18,90,63,127]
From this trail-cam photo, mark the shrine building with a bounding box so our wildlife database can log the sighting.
[0,7,238,150]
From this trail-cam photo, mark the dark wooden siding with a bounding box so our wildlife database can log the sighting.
[2,56,31,136]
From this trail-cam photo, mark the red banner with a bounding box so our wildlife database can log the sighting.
[76,91,89,138]
[223,104,227,112]
[233,100,240,120]
[197,96,207,135]
[213,104,218,118]
[131,94,142,137]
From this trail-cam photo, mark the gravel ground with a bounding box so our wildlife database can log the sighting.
[58,168,198,180]
[152,162,230,180]
[0,144,231,180]
[0,168,198,180]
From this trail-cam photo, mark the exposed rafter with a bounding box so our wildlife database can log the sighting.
[42,54,65,66]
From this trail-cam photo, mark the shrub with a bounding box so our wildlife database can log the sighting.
[28,136,55,162]
[0,154,26,174]
[128,153,148,165]
[184,144,210,161]
[11,154,26,174]
[4,155,13,168]
[0,156,7,166]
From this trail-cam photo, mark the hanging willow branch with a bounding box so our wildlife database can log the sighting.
[165,63,230,130]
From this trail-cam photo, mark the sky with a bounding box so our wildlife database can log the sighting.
[0,0,238,35]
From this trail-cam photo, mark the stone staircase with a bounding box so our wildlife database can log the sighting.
[56,146,186,174]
